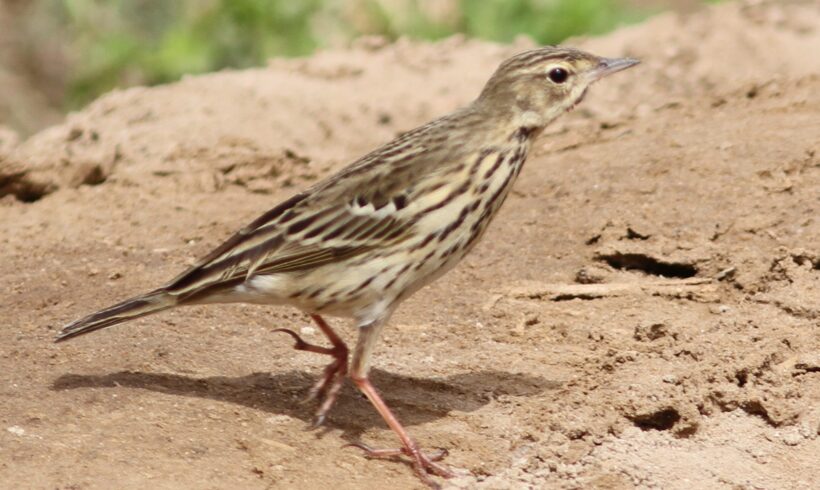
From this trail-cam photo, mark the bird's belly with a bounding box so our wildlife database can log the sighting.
[237,257,407,319]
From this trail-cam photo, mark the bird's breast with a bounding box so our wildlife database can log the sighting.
[395,142,530,290]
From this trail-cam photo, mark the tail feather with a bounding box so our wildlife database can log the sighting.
[55,290,176,342]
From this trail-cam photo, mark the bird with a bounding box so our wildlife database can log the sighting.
[56,46,638,488]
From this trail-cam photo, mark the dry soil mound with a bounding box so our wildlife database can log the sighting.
[1,1,818,489]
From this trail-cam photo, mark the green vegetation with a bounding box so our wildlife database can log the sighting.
[33,0,655,108]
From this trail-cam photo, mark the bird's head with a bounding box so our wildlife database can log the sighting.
[477,47,639,129]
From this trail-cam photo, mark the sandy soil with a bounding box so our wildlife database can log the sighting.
[1,1,818,488]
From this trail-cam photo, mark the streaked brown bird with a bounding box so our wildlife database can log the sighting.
[57,46,638,488]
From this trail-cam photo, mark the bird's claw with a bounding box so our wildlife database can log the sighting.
[272,325,348,427]
[344,441,454,482]
[271,328,308,349]
[310,413,326,429]
[344,442,449,462]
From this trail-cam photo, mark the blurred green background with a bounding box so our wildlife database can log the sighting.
[0,0,714,134]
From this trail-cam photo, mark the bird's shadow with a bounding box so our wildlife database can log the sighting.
[51,368,559,441]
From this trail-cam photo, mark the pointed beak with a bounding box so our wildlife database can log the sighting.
[588,57,640,81]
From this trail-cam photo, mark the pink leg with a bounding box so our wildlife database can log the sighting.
[273,314,348,426]
[341,317,455,489]
[346,375,454,489]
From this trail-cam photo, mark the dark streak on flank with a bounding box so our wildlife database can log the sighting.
[470,149,495,176]
[513,146,526,165]
[351,276,375,294]
[419,180,471,215]
[469,166,519,235]
[507,157,525,180]
[414,250,437,271]
[483,151,508,179]
[413,232,438,251]
[464,221,486,249]
[440,242,459,259]
[445,162,467,175]
[384,263,412,290]
[418,181,446,196]
[488,169,517,208]
[437,205,470,242]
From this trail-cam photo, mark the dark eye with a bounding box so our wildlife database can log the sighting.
[548,67,569,84]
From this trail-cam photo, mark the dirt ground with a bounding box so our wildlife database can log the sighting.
[1,1,818,488]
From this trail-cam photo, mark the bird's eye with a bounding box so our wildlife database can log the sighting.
[548,67,569,84]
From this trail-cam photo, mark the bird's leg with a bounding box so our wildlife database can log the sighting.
[347,376,454,483]
[345,319,454,489]
[272,314,348,426]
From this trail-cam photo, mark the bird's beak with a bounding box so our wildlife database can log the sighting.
[588,57,640,81]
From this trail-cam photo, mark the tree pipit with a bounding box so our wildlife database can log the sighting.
[57,46,638,488]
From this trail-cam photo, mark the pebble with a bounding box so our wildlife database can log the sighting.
[781,429,804,447]
[266,414,294,425]
[6,426,25,436]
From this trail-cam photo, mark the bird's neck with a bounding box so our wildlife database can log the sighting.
[466,100,546,147]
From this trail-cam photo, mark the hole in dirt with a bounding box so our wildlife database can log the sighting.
[634,323,673,342]
[80,165,107,186]
[734,370,748,387]
[791,253,820,270]
[625,227,650,240]
[741,401,777,426]
[629,408,681,431]
[0,181,51,203]
[553,293,602,301]
[597,253,697,278]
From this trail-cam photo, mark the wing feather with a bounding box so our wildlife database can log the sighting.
[163,187,416,300]
[160,111,472,302]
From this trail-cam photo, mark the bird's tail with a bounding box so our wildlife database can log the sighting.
[55,289,177,342]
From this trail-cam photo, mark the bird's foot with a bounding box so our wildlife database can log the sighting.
[272,318,349,427]
[345,441,454,488]
[305,351,347,427]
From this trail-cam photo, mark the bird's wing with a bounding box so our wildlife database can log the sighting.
[162,146,435,301]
